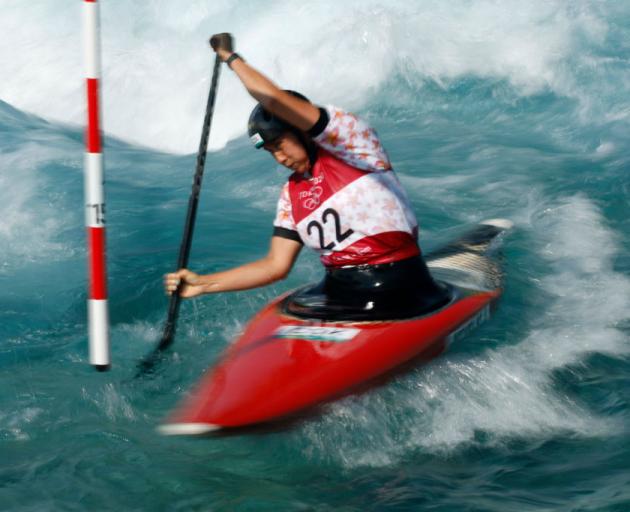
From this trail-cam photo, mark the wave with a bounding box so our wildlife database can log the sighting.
[0,0,628,153]
[297,195,630,466]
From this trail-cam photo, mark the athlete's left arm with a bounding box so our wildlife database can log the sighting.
[211,37,320,132]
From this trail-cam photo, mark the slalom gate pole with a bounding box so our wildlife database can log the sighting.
[82,0,110,371]
[136,50,223,376]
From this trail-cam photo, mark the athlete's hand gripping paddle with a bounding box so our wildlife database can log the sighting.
[209,33,233,60]
[137,35,231,376]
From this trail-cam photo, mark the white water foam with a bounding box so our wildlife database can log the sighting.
[0,143,76,272]
[81,383,136,422]
[0,407,43,441]
[299,195,629,466]
[117,321,161,346]
[0,0,615,153]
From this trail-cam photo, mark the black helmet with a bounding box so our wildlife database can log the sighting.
[248,90,309,149]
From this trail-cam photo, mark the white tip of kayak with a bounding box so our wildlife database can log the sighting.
[481,218,514,230]
[157,422,220,436]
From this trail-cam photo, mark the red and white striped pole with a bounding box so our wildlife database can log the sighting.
[83,0,110,370]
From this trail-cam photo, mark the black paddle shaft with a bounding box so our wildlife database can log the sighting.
[158,54,222,352]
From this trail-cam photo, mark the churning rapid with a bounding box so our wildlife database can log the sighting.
[1,1,629,510]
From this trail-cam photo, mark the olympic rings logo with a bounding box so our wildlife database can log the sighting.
[301,186,323,210]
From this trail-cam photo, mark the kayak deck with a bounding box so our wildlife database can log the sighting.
[160,219,511,434]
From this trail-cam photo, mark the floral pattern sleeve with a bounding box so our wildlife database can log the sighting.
[272,183,302,243]
[312,106,392,172]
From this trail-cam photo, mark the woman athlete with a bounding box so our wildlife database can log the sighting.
[164,34,448,320]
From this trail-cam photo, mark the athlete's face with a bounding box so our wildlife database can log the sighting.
[264,133,311,174]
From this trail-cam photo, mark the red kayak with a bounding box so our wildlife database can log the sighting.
[159,219,512,435]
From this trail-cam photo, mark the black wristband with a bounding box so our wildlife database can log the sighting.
[226,53,243,69]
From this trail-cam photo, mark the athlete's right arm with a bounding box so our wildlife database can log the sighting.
[164,236,302,298]
[210,34,319,131]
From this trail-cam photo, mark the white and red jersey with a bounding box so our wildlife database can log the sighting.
[273,106,419,268]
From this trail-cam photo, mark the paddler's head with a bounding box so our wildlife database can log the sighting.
[248,90,316,175]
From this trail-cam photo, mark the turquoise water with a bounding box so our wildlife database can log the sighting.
[1,1,629,510]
